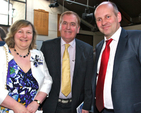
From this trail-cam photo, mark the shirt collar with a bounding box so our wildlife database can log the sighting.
[61,38,75,48]
[104,27,122,42]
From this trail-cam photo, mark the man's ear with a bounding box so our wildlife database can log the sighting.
[77,26,80,33]
[117,12,122,23]
[59,24,61,31]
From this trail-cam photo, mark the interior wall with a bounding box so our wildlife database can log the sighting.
[27,0,62,41]
[123,24,141,30]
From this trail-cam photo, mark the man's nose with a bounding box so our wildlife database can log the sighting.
[66,24,71,29]
[102,19,107,25]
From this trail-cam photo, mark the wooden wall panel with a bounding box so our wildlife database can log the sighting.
[57,14,61,37]
[34,9,49,35]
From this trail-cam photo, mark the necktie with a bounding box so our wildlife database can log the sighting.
[61,44,71,97]
[96,39,113,112]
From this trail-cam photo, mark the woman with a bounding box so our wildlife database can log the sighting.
[0,20,52,113]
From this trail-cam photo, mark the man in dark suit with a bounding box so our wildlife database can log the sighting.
[41,11,94,113]
[93,1,141,113]
[0,27,6,46]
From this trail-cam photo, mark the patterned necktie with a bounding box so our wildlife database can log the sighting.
[61,44,71,97]
[96,39,113,112]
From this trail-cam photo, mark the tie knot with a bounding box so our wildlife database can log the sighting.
[106,39,113,46]
[65,44,70,49]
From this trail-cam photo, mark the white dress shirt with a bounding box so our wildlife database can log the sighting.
[59,38,76,99]
[97,27,121,109]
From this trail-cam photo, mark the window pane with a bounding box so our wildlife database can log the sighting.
[0,0,8,25]
[12,1,25,24]
[0,0,26,25]
[11,0,26,2]
[0,1,8,14]
[0,15,8,25]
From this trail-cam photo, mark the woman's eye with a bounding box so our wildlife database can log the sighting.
[18,30,22,33]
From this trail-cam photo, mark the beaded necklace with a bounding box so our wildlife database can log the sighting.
[14,48,30,58]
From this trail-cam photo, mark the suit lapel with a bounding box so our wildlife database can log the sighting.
[95,40,104,68]
[72,39,82,84]
[53,38,62,91]
[112,28,128,79]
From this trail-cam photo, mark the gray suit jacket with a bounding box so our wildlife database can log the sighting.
[92,28,141,113]
[41,37,94,113]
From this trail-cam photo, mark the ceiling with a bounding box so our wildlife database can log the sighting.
[55,0,141,32]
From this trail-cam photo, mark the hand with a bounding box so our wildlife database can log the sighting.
[13,104,30,113]
[82,109,89,113]
[26,101,39,113]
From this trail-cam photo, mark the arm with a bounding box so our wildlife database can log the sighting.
[1,95,29,113]
[30,50,52,95]
[27,50,52,113]
[82,46,94,111]
[27,92,47,113]
[39,51,52,94]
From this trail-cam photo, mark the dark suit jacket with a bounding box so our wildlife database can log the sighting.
[41,37,94,113]
[0,41,5,46]
[92,28,141,113]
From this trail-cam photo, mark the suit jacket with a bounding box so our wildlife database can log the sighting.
[41,37,94,113]
[0,44,52,104]
[0,41,5,46]
[92,28,141,113]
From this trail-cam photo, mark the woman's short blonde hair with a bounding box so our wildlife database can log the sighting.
[5,20,37,50]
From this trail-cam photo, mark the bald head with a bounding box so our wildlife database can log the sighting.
[94,1,119,17]
[94,1,121,39]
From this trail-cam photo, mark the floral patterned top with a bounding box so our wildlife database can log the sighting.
[0,59,39,113]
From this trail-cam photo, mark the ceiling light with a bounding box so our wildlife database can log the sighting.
[49,2,59,8]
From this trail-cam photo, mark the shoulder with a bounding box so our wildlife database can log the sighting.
[76,38,93,49]
[0,46,5,58]
[0,44,8,54]
[31,49,41,53]
[41,37,61,52]
[125,29,141,34]
[42,37,60,45]
[96,39,104,48]
[122,28,141,38]
[122,29,141,43]
[30,49,43,57]
[0,41,5,46]
[121,29,141,50]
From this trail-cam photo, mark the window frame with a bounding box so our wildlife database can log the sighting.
[0,0,27,26]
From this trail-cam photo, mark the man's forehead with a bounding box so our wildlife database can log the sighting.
[62,16,77,22]
[95,3,113,15]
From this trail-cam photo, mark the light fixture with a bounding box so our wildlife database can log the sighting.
[82,8,94,20]
[49,0,59,8]
[82,12,93,20]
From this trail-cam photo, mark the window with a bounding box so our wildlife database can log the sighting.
[0,0,27,26]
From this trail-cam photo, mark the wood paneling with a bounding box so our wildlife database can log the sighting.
[58,14,61,37]
[34,9,49,35]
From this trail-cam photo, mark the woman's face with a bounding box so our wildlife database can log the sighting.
[14,25,33,50]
